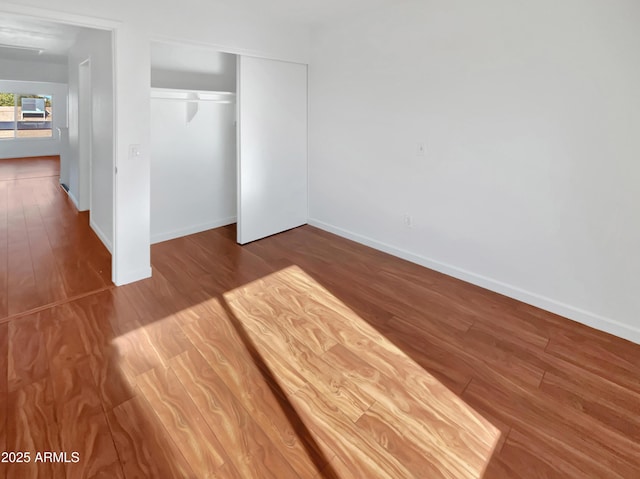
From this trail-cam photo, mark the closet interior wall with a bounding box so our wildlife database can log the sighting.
[150,42,237,244]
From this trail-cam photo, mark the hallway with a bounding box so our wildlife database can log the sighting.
[0,156,111,321]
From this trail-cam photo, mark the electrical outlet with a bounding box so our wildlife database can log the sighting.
[403,214,413,228]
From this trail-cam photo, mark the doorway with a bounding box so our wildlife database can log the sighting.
[0,7,117,283]
[78,58,92,212]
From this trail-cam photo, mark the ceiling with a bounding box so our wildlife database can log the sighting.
[0,1,395,65]
[237,0,397,25]
[0,14,92,64]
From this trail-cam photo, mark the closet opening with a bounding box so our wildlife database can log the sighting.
[150,41,237,244]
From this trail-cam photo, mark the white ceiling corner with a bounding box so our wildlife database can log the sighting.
[0,13,91,64]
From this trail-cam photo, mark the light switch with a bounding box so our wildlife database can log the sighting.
[129,144,142,160]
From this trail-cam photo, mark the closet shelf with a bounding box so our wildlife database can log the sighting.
[151,88,236,103]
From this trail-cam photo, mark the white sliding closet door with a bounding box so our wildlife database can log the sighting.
[237,56,307,244]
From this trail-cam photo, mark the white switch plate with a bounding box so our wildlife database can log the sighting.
[129,144,142,159]
[417,143,426,156]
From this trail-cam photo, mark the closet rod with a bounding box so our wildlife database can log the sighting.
[151,97,235,104]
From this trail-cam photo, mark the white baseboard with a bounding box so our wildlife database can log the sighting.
[67,189,79,210]
[308,218,640,345]
[114,266,153,286]
[90,218,113,253]
[151,216,237,244]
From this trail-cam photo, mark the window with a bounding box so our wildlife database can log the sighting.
[0,93,53,139]
[0,93,16,139]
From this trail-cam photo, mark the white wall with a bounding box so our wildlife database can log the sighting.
[151,43,236,92]
[309,0,640,343]
[67,28,114,251]
[0,57,68,83]
[150,91,236,243]
[0,79,68,160]
[1,0,310,285]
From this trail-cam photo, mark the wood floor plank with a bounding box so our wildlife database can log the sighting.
[0,181,7,319]
[463,377,640,478]
[321,343,500,475]
[170,347,300,479]
[0,415,4,479]
[7,312,49,391]
[43,310,91,372]
[60,407,125,479]
[100,287,144,335]
[141,312,193,362]
[224,266,499,476]
[1,173,639,479]
[107,395,197,479]
[50,357,102,421]
[23,188,68,305]
[0,156,111,323]
[471,308,551,351]
[384,313,546,390]
[6,191,41,315]
[355,402,476,479]
[457,316,640,445]
[186,230,274,284]
[490,427,615,478]
[291,382,415,479]
[107,319,165,376]
[50,242,108,299]
[50,358,123,479]
[262,227,479,334]
[539,368,640,442]
[284,292,475,414]
[358,391,499,478]
[118,273,180,324]
[480,456,519,479]
[295,273,394,329]
[226,282,339,356]
[374,324,473,394]
[87,349,136,412]
[0,156,60,181]
[86,319,165,411]
[5,378,65,479]
[57,292,123,358]
[181,310,330,478]
[135,366,229,477]
[0,323,6,460]
[0,323,7,395]
[226,292,375,422]
[546,328,640,394]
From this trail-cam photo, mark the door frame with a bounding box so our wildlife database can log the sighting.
[0,3,120,278]
[78,57,92,212]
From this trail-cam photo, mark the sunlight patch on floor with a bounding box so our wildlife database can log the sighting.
[220,264,502,478]
[108,264,501,477]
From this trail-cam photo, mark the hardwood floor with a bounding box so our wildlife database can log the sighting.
[1,159,639,477]
[0,156,111,322]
